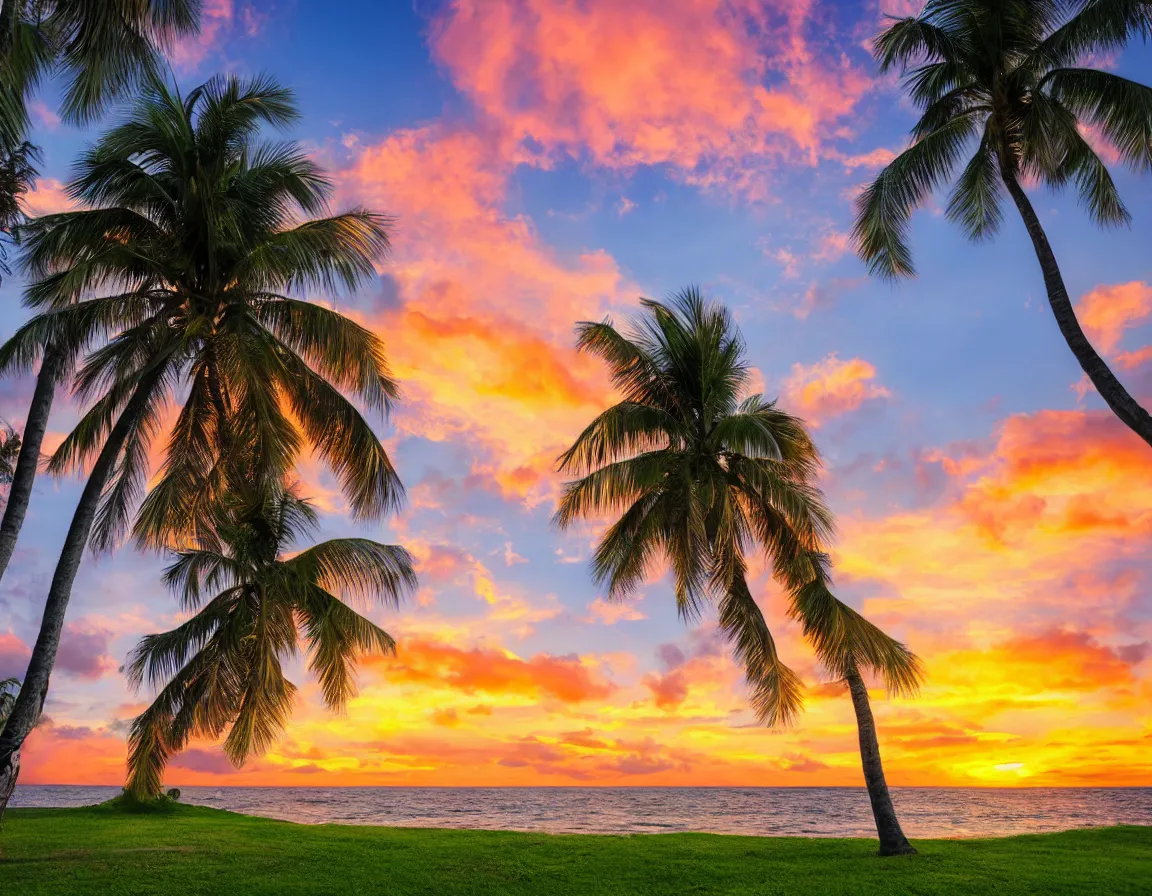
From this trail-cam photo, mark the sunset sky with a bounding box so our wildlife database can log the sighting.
[3,0,1152,790]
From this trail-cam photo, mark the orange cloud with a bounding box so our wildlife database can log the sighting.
[19,721,127,784]
[980,630,1145,692]
[838,409,1152,606]
[1075,281,1152,354]
[374,636,617,704]
[337,123,626,503]
[645,667,690,710]
[780,354,890,425]
[429,0,871,194]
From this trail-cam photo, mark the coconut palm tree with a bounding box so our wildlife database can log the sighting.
[0,73,402,816]
[855,0,1152,447]
[126,482,415,799]
[0,0,201,583]
[554,288,922,856]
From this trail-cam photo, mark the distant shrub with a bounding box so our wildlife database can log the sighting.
[166,788,181,802]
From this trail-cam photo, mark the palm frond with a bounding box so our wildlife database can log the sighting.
[557,402,681,475]
[554,451,674,528]
[1034,0,1152,69]
[874,16,962,72]
[853,114,980,278]
[286,538,416,610]
[297,585,397,711]
[717,568,804,727]
[253,296,398,414]
[275,344,404,520]
[785,554,923,696]
[946,128,1005,239]
[1045,67,1152,172]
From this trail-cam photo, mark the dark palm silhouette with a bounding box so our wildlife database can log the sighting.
[855,0,1152,447]
[127,484,415,799]
[555,289,922,855]
[0,74,402,816]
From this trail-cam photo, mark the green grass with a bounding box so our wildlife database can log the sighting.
[2,803,1149,895]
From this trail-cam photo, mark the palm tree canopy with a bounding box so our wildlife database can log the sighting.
[0,0,200,148]
[0,73,402,552]
[554,288,921,727]
[855,0,1152,277]
[126,482,417,799]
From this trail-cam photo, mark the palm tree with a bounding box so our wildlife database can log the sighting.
[0,73,402,816]
[554,288,922,856]
[126,482,415,799]
[855,0,1152,447]
[0,0,201,584]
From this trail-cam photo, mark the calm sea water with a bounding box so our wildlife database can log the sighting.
[11,785,1152,838]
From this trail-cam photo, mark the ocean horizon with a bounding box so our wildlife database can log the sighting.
[14,785,1152,839]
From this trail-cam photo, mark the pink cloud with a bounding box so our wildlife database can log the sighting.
[830,146,898,170]
[812,230,851,263]
[1075,281,1152,355]
[28,100,60,131]
[584,597,647,625]
[429,0,871,196]
[22,178,77,217]
[56,623,117,680]
[781,353,890,425]
[169,0,263,72]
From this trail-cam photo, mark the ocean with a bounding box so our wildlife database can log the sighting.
[11,785,1152,838]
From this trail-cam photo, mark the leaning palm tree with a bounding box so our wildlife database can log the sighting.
[0,73,402,816]
[126,482,415,799]
[855,0,1152,447]
[0,0,201,584]
[554,288,922,856]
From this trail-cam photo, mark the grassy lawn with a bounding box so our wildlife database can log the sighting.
[1,802,1149,895]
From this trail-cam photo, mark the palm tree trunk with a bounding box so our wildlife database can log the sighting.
[0,375,156,820]
[1000,168,1152,447]
[0,345,61,584]
[845,664,915,856]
